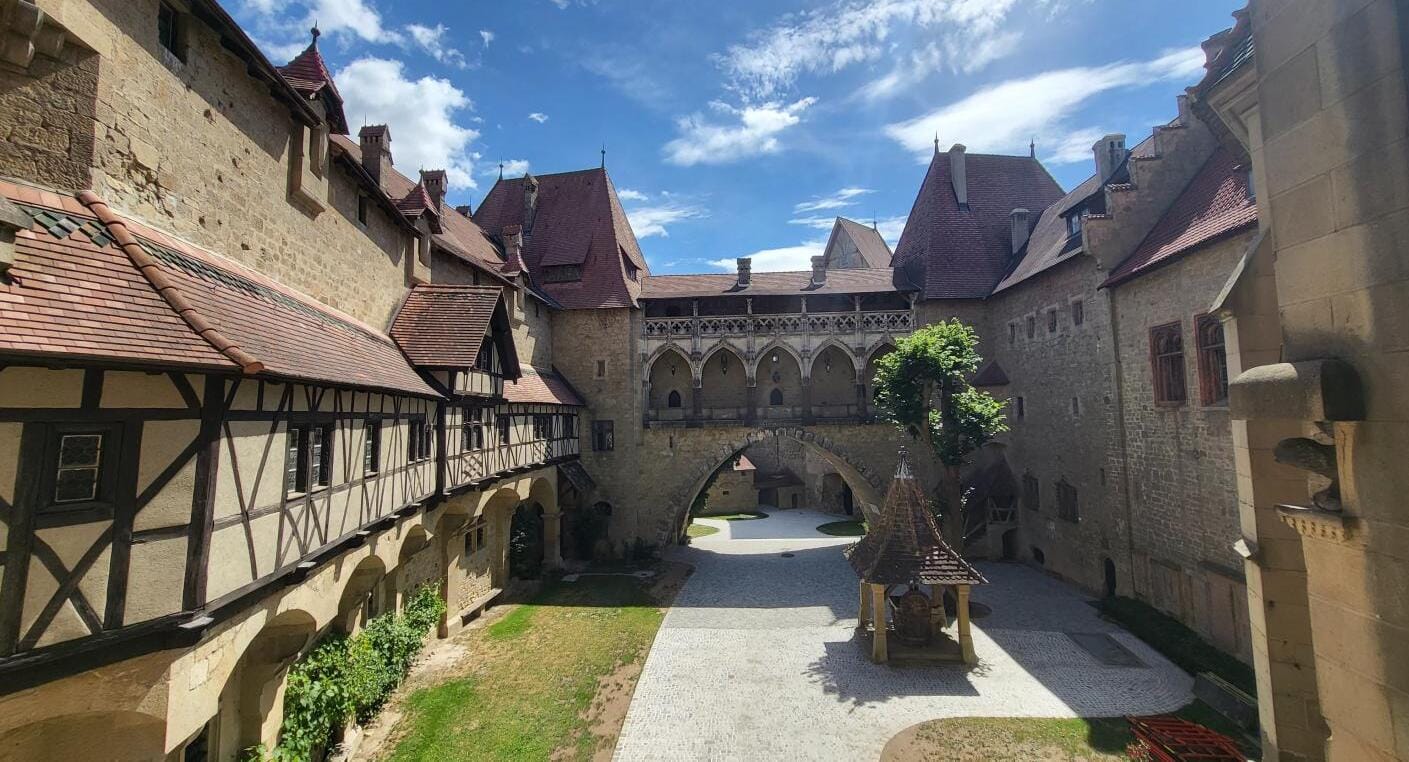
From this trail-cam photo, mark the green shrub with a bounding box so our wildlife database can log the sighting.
[1099,596,1256,695]
[263,585,448,760]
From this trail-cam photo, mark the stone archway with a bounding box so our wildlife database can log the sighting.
[665,427,887,543]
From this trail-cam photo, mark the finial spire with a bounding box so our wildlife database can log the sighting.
[310,23,321,46]
[895,447,913,479]
[498,161,504,180]
[934,133,940,155]
[601,144,606,168]
[1030,136,1036,158]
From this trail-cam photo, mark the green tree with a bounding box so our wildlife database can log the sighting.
[872,320,1008,546]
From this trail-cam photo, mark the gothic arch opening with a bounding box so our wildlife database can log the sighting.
[755,347,802,422]
[810,343,858,417]
[647,345,692,421]
[698,344,748,421]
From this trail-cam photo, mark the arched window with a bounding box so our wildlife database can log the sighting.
[667,390,682,408]
[769,388,784,406]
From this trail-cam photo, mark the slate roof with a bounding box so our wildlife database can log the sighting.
[503,367,585,406]
[892,150,1065,300]
[277,32,348,134]
[0,181,437,397]
[389,285,519,376]
[330,134,509,281]
[473,168,648,309]
[1103,147,1257,288]
[642,268,914,299]
[844,449,986,586]
[829,217,894,269]
[1196,7,1253,94]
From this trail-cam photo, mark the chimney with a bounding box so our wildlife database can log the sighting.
[810,255,827,287]
[1174,93,1192,125]
[502,224,524,277]
[522,173,540,234]
[1093,133,1128,182]
[1009,208,1030,255]
[949,143,968,210]
[736,257,752,287]
[358,124,393,185]
[420,169,447,213]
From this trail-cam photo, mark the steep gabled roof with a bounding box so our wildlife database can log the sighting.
[893,149,1064,300]
[473,168,648,309]
[1103,147,1257,288]
[277,30,348,134]
[642,267,914,299]
[329,134,509,282]
[390,284,519,377]
[827,217,894,269]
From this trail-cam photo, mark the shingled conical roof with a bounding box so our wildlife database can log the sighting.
[845,449,986,586]
[278,27,348,134]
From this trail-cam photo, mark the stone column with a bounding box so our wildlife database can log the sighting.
[437,528,457,638]
[745,381,757,426]
[870,583,888,663]
[542,510,562,569]
[801,378,814,425]
[688,380,703,427]
[957,584,975,665]
[855,381,868,421]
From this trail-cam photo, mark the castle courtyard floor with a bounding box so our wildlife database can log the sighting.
[613,509,1193,761]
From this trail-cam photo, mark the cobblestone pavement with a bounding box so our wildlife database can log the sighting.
[614,509,1192,761]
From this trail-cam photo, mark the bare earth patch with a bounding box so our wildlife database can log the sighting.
[881,717,1129,762]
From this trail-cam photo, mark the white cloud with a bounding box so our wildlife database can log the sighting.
[255,36,309,64]
[528,112,549,123]
[549,0,570,7]
[664,97,817,166]
[710,239,827,272]
[335,57,480,188]
[481,159,530,178]
[720,0,1019,101]
[617,188,650,202]
[406,23,467,68]
[786,213,908,244]
[857,30,1021,102]
[1043,127,1108,165]
[794,186,872,213]
[480,30,495,47]
[788,215,840,230]
[885,47,1205,161]
[582,51,675,109]
[308,0,401,44]
[625,201,708,239]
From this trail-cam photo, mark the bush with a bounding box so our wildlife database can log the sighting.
[1099,596,1256,695]
[259,585,448,761]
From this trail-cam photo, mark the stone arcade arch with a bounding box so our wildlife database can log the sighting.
[808,342,859,416]
[0,711,167,761]
[698,343,749,419]
[215,609,318,759]
[665,427,888,542]
[646,344,693,414]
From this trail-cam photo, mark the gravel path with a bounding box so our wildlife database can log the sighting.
[614,509,1192,761]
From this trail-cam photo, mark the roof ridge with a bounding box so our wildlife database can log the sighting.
[76,190,264,374]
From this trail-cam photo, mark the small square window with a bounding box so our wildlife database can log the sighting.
[286,426,306,495]
[1022,473,1039,512]
[157,2,185,62]
[1015,396,1025,419]
[1025,316,1035,339]
[497,414,511,445]
[595,359,607,379]
[1008,322,1016,345]
[1047,309,1058,333]
[592,420,614,451]
[363,420,380,475]
[1071,396,1080,416]
[1072,300,1084,326]
[310,424,333,488]
[54,434,103,503]
[1057,478,1079,522]
[357,195,370,226]
[563,415,577,439]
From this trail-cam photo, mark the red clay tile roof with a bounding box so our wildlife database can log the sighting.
[330,134,508,280]
[893,150,1065,300]
[390,284,519,376]
[642,267,914,299]
[277,33,348,134]
[473,168,648,309]
[0,182,237,371]
[0,182,439,396]
[830,218,894,269]
[395,182,442,232]
[503,367,585,406]
[1103,147,1257,288]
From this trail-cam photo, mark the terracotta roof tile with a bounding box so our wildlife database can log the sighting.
[893,150,1065,300]
[277,34,348,133]
[390,284,519,374]
[642,267,914,299]
[503,367,585,406]
[1103,147,1256,288]
[473,168,647,309]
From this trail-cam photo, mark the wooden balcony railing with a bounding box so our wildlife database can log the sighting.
[447,435,579,487]
[643,310,914,339]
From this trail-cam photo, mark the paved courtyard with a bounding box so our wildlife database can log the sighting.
[614,509,1192,761]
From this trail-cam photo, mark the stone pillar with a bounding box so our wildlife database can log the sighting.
[870,583,888,663]
[745,381,758,426]
[929,584,948,632]
[858,581,871,629]
[437,528,457,638]
[689,380,703,427]
[801,378,814,425]
[542,511,562,569]
[956,584,975,665]
[855,381,868,421]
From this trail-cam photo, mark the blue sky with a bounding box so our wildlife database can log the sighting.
[232,0,1243,275]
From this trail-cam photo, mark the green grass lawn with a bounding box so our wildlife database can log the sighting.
[382,574,668,761]
[816,520,867,536]
[882,701,1256,761]
[685,521,719,538]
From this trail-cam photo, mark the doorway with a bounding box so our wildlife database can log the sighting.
[1001,529,1018,560]
[1103,557,1118,598]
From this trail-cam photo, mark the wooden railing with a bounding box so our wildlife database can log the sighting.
[448,435,579,487]
[643,310,914,339]
[645,404,868,427]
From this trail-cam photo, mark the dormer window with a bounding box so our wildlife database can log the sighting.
[543,265,582,283]
[1066,212,1083,238]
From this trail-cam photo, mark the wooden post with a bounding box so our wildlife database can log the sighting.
[957,584,975,665]
[870,583,888,663]
[858,581,871,629]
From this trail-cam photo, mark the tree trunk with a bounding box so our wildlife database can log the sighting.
[941,464,965,549]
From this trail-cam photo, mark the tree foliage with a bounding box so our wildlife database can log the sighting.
[872,320,1007,464]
